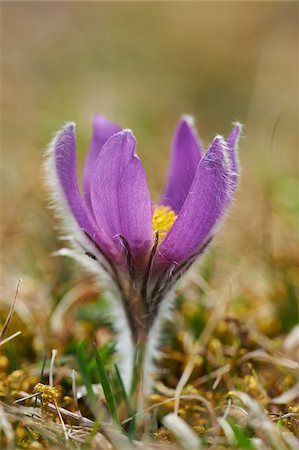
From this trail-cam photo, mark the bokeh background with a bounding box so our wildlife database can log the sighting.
[1,1,298,346]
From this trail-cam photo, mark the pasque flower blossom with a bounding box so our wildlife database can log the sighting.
[46,114,241,391]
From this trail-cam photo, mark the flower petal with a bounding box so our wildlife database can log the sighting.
[160,116,203,214]
[83,114,121,207]
[227,122,242,189]
[46,123,120,262]
[155,136,232,267]
[90,130,153,259]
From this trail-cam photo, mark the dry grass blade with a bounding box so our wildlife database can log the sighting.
[72,369,82,417]
[1,402,112,449]
[174,290,229,415]
[122,394,216,426]
[53,398,69,442]
[239,349,299,370]
[0,403,15,448]
[228,391,299,450]
[271,381,299,404]
[15,391,95,428]
[217,418,236,446]
[0,330,21,347]
[163,413,202,450]
[49,348,58,387]
[0,278,22,342]
[14,392,42,404]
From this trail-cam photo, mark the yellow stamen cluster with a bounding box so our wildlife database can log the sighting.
[152,206,177,241]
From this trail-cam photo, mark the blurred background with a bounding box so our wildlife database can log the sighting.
[1,2,298,351]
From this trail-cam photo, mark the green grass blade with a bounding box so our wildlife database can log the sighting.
[76,341,97,402]
[114,364,132,414]
[94,344,120,425]
[114,364,136,440]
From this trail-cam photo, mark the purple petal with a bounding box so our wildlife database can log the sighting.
[90,130,153,259]
[161,116,203,214]
[155,136,232,268]
[50,123,121,262]
[83,114,121,207]
[227,122,242,189]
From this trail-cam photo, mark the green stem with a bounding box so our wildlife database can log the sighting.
[129,341,149,431]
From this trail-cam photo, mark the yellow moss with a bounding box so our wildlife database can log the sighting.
[15,425,27,441]
[33,383,61,413]
[193,425,206,434]
[152,428,173,442]
[209,338,222,353]
[289,406,299,413]
[286,406,299,435]
[63,395,73,405]
[7,370,23,385]
[15,424,40,448]
[0,355,9,371]
[181,301,198,318]
[216,320,229,335]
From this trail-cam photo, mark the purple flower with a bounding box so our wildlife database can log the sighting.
[46,114,241,390]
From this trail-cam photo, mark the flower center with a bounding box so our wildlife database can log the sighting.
[152,206,177,241]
